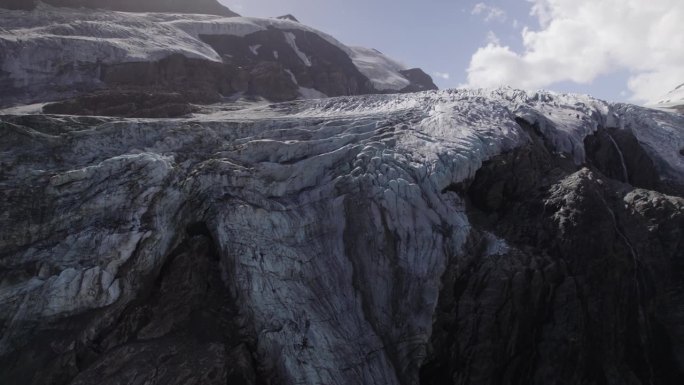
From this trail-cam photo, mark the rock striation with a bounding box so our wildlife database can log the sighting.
[1,88,683,384]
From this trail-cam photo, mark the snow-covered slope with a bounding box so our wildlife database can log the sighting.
[652,83,684,110]
[348,46,410,91]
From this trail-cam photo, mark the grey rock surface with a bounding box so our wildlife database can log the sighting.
[0,88,683,384]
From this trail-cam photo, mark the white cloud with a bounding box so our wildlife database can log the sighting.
[432,71,451,80]
[471,3,507,23]
[465,0,684,103]
[486,31,500,45]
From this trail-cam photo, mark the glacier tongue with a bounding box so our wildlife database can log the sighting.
[1,88,683,384]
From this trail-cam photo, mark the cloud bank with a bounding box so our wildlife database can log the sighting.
[466,0,684,103]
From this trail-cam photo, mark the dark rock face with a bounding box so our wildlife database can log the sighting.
[0,0,31,10]
[200,29,376,97]
[43,90,201,118]
[247,62,300,102]
[39,29,380,116]
[400,68,439,93]
[0,226,264,385]
[0,0,239,16]
[585,127,660,190]
[420,121,684,385]
[42,54,236,117]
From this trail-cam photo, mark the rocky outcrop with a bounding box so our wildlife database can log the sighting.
[421,120,684,385]
[0,0,239,16]
[1,89,682,385]
[399,68,439,93]
[200,29,376,98]
[42,90,202,118]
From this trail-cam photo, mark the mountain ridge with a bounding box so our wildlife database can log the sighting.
[0,0,239,16]
[0,5,437,115]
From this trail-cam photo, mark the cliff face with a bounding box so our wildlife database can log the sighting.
[1,89,683,384]
[0,6,437,114]
[0,0,239,15]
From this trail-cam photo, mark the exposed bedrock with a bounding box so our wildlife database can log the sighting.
[421,121,684,385]
[399,69,439,93]
[1,90,683,384]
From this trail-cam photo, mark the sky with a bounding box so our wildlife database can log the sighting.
[219,0,684,104]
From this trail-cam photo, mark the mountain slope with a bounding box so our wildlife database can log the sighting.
[0,0,239,16]
[0,5,436,112]
[1,88,683,384]
[653,83,684,113]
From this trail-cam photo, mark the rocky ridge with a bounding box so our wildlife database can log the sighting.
[1,88,683,384]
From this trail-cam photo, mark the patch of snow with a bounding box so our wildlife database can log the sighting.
[349,46,410,92]
[0,102,49,115]
[160,16,266,38]
[283,32,311,67]
[284,69,298,85]
[482,232,510,256]
[298,87,328,100]
[273,50,279,59]
[249,44,261,55]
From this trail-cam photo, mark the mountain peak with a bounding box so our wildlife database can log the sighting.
[276,14,299,23]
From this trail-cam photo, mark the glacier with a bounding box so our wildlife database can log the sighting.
[1,87,683,384]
